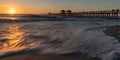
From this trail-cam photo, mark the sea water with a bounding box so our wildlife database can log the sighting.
[0,16,120,60]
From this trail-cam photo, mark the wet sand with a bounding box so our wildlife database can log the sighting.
[0,53,95,60]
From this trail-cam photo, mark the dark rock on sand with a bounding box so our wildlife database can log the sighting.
[103,25,120,41]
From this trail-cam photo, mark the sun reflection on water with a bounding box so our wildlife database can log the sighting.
[1,24,25,47]
[0,17,19,20]
[9,17,16,20]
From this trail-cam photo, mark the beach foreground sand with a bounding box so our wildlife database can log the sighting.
[0,53,96,60]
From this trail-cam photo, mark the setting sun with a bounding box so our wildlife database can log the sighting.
[9,8,16,14]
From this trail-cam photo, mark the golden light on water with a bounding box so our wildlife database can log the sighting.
[2,24,25,47]
[9,8,16,14]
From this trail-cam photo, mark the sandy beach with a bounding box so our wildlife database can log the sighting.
[0,53,96,60]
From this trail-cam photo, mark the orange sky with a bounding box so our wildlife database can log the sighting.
[0,0,120,14]
[0,3,49,14]
[0,6,46,14]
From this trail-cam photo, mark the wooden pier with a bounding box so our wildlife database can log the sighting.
[49,9,120,19]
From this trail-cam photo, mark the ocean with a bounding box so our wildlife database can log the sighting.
[0,15,120,60]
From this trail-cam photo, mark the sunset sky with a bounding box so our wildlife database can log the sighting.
[0,0,120,14]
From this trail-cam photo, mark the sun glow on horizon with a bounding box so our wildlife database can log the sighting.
[9,8,16,14]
